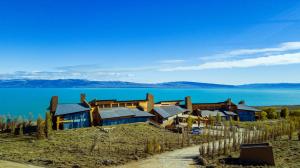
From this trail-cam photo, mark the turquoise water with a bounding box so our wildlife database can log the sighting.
[0,88,300,118]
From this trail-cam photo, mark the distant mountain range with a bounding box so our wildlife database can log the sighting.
[0,79,300,89]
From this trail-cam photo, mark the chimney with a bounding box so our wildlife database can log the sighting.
[226,98,232,105]
[185,96,193,112]
[146,93,154,112]
[50,96,58,113]
[80,93,86,103]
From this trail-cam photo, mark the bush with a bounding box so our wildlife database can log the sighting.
[187,115,194,129]
[281,108,289,119]
[216,113,221,123]
[36,116,45,140]
[45,112,52,138]
[261,111,268,120]
[263,108,277,119]
[290,110,300,117]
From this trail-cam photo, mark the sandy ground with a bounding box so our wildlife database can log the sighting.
[0,160,42,168]
[115,145,200,168]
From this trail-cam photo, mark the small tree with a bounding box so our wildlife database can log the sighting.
[216,113,221,123]
[208,114,214,126]
[261,111,268,120]
[19,124,23,136]
[187,115,194,129]
[281,108,289,119]
[45,112,52,138]
[36,116,45,140]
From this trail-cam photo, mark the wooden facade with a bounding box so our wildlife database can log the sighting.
[192,99,237,115]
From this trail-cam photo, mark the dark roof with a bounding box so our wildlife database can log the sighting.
[99,107,154,119]
[92,99,147,103]
[237,104,261,112]
[156,100,183,104]
[223,111,237,116]
[55,103,90,116]
[200,110,226,117]
[153,105,188,118]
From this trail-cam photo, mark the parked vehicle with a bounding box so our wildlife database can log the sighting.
[191,127,203,135]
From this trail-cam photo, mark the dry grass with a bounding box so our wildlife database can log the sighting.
[202,133,300,168]
[0,123,186,168]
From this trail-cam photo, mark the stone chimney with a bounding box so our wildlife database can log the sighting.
[80,93,86,103]
[226,98,232,105]
[50,96,58,114]
[146,93,154,112]
[185,96,193,112]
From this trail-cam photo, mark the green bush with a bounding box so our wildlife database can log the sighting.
[45,111,52,138]
[261,111,268,120]
[36,116,45,140]
[263,108,277,119]
[281,108,289,119]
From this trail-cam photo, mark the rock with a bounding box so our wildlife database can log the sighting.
[38,158,54,165]
[206,165,216,168]
[72,164,81,168]
[102,160,113,166]
[29,139,35,143]
[198,156,207,166]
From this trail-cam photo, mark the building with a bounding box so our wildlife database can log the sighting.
[90,93,155,126]
[192,99,238,120]
[98,107,154,126]
[149,97,191,127]
[199,110,226,120]
[237,102,261,121]
[50,94,93,130]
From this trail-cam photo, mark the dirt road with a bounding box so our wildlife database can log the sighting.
[0,160,42,168]
[115,145,200,168]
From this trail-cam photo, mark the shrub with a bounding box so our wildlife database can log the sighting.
[19,124,23,136]
[216,113,221,123]
[187,115,194,129]
[261,111,268,120]
[263,108,277,119]
[36,116,45,140]
[280,108,289,119]
[45,111,52,138]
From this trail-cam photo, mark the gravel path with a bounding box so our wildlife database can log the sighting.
[115,145,200,168]
[0,160,42,168]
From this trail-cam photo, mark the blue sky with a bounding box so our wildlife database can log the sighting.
[1,0,300,84]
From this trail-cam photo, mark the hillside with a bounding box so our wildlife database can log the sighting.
[0,79,300,88]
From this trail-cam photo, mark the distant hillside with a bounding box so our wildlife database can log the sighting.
[0,79,300,89]
[239,83,300,89]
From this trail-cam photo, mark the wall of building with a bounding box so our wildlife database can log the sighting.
[101,117,149,126]
[237,110,255,121]
[62,111,91,129]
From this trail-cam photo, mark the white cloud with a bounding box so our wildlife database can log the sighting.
[0,70,134,81]
[161,52,300,71]
[201,41,300,61]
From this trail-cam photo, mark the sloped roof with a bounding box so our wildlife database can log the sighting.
[223,111,238,116]
[55,103,90,116]
[99,107,154,119]
[156,100,183,104]
[200,110,226,117]
[237,104,261,112]
[154,105,188,118]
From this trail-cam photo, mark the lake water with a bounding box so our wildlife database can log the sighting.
[0,88,300,118]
